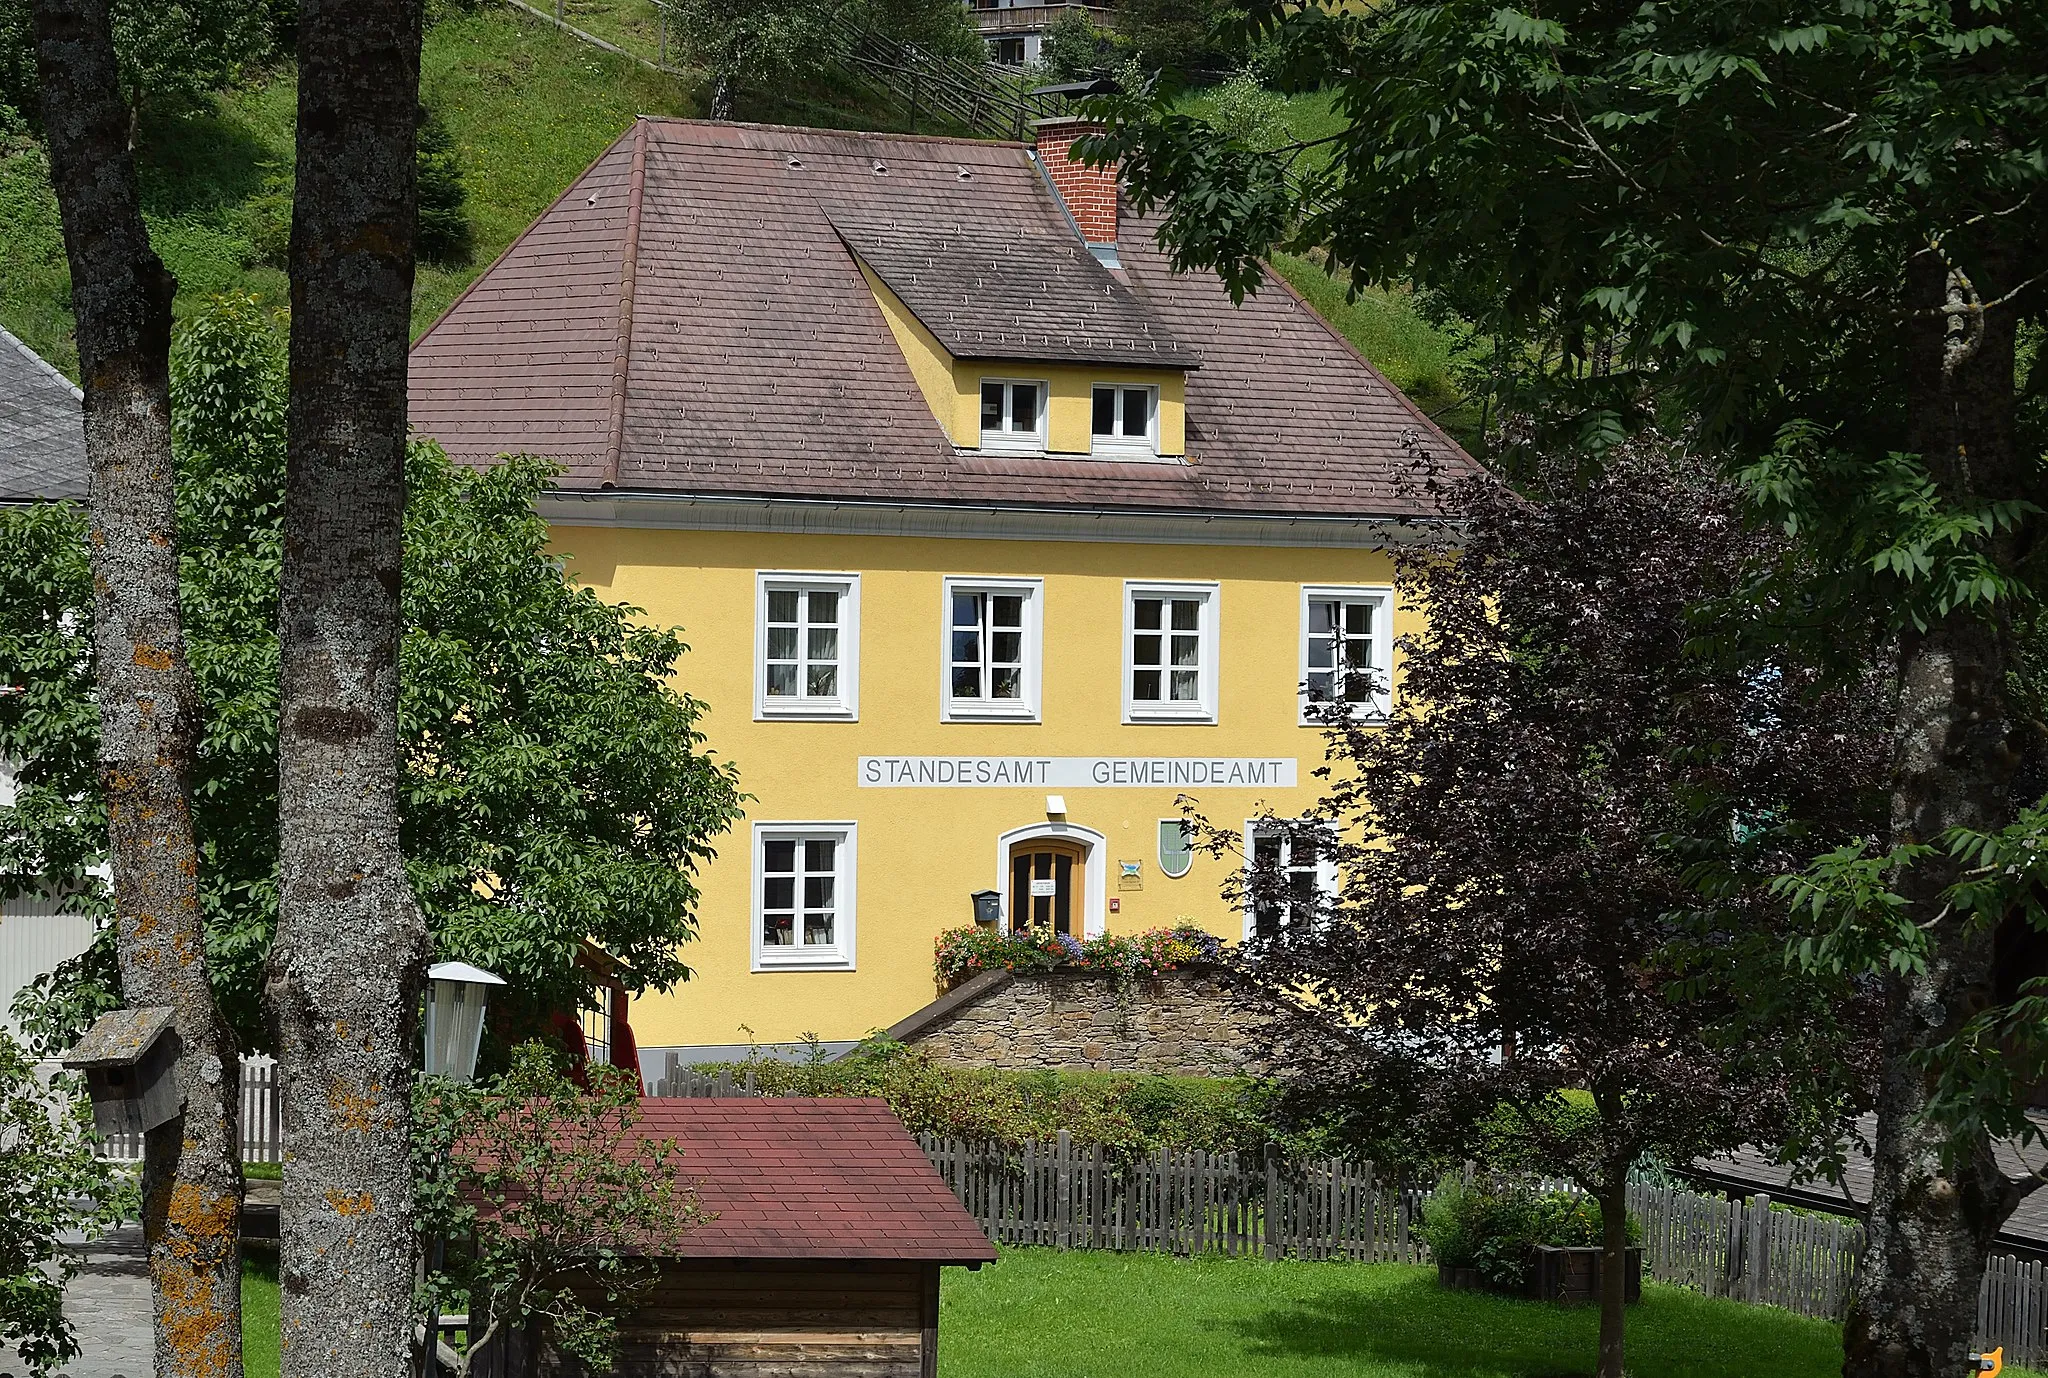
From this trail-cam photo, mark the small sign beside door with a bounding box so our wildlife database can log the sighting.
[1119,860,1143,891]
[1028,878,1058,898]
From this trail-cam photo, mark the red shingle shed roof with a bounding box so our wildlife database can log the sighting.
[638,1097,996,1264]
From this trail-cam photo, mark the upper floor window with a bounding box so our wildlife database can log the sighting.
[1124,581,1219,724]
[1300,585,1392,722]
[943,576,1043,721]
[752,821,857,970]
[1091,385,1157,457]
[756,572,859,721]
[979,380,1045,452]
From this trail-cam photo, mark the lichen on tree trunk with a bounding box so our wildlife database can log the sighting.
[267,0,430,1373]
[29,0,245,1372]
[1842,246,2032,1378]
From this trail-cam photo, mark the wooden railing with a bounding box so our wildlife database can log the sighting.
[968,4,1116,35]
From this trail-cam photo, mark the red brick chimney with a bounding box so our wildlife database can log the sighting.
[1033,117,1119,255]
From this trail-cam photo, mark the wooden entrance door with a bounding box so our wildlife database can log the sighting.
[1009,839,1086,935]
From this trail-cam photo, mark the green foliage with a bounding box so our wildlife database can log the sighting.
[0,294,744,1052]
[415,106,473,265]
[931,922,1224,986]
[0,0,272,128]
[663,0,981,116]
[0,1033,133,1375]
[701,1040,1324,1157]
[1114,0,1247,79]
[1421,1175,1639,1291]
[1036,8,1115,83]
[413,1042,703,1376]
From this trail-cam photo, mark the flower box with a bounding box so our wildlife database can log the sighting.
[1526,1244,1642,1305]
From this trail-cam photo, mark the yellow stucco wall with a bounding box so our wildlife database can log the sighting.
[858,264,1187,455]
[557,525,1403,1052]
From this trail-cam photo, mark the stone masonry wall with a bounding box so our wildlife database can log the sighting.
[902,966,1267,1077]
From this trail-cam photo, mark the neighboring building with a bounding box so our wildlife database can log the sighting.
[0,326,94,1039]
[968,0,1112,67]
[408,116,1475,1070]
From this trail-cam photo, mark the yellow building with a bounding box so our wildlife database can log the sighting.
[409,117,1473,1065]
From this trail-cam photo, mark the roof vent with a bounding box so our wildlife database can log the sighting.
[957,166,973,181]
[787,155,804,170]
[872,159,888,175]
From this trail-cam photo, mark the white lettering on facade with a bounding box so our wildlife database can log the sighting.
[856,757,1297,788]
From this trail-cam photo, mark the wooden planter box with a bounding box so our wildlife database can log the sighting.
[1436,1247,1642,1305]
[1527,1245,1642,1305]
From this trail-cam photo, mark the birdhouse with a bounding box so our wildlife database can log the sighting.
[61,1006,184,1138]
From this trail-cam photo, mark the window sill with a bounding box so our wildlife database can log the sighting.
[752,952,857,972]
[757,700,858,723]
[978,433,1047,455]
[1124,706,1219,726]
[943,700,1041,723]
[1298,705,1390,727]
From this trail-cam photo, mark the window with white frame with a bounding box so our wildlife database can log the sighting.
[1300,585,1392,721]
[756,573,859,720]
[1124,582,1219,723]
[1090,384,1157,457]
[1246,820,1335,940]
[942,576,1042,720]
[752,823,856,969]
[979,379,1046,451]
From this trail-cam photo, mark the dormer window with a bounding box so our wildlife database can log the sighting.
[979,380,1045,452]
[1091,385,1157,457]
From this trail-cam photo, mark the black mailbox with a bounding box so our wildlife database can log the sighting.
[970,889,1002,927]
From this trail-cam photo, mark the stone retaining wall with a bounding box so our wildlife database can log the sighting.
[895,965,1267,1077]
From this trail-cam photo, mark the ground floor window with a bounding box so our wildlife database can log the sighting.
[752,822,857,970]
[1246,820,1335,940]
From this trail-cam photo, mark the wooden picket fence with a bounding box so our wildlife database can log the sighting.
[898,1132,2048,1366]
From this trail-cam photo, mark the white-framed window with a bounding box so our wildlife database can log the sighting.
[979,379,1047,452]
[755,572,860,721]
[1090,384,1158,457]
[751,822,857,970]
[1299,585,1392,722]
[1244,819,1336,940]
[941,576,1043,721]
[1123,581,1219,724]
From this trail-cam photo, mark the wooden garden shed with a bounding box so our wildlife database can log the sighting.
[532,1096,996,1378]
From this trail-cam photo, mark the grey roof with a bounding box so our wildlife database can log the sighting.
[828,210,1199,368]
[0,327,85,503]
[1691,1112,2048,1257]
[62,1006,175,1068]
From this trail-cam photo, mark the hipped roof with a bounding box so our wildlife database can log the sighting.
[407,118,1474,519]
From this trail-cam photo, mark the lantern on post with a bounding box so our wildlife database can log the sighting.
[423,961,506,1084]
[62,1006,183,1137]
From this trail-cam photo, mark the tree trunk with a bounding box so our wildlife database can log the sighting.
[709,67,736,120]
[1842,246,2028,1378]
[267,0,429,1374]
[1596,1167,1629,1378]
[29,4,246,1376]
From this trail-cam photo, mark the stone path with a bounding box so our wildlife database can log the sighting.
[49,1270,152,1378]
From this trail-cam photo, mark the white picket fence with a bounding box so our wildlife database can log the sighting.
[67,1053,284,1163]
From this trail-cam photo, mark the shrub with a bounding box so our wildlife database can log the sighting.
[1420,1176,1639,1291]
[415,106,472,264]
[690,1040,1320,1158]
[932,922,1223,986]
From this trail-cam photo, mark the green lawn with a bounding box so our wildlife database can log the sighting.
[239,1245,1979,1378]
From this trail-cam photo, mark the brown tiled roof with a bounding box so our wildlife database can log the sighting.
[632,1097,996,1262]
[829,211,1197,368]
[408,119,1474,519]
[0,326,86,504]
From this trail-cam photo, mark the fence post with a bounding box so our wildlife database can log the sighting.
[1056,1130,1073,1250]
[1263,1144,1280,1261]
[1747,1195,1771,1304]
